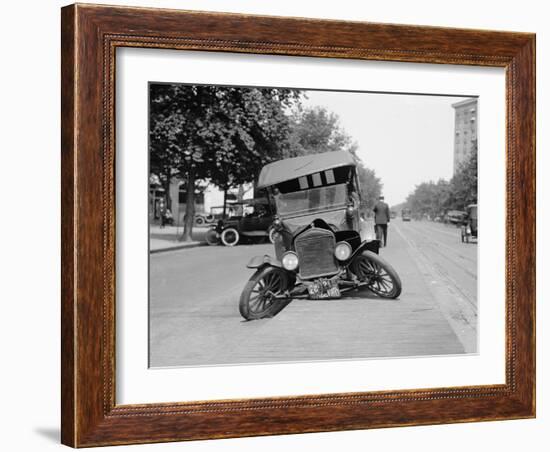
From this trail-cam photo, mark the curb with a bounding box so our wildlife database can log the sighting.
[150,242,206,254]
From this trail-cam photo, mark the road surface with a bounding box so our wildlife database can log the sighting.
[149,220,477,367]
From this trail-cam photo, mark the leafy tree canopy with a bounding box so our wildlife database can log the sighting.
[149,83,303,240]
[405,141,478,217]
[288,106,359,157]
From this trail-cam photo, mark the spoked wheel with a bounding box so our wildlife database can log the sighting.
[239,267,289,320]
[221,228,240,246]
[352,250,402,298]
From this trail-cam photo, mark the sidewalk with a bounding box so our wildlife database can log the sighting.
[149,225,208,253]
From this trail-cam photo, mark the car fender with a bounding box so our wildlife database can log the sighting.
[348,239,380,262]
[246,254,282,269]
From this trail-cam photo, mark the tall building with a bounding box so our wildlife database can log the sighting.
[452,98,478,174]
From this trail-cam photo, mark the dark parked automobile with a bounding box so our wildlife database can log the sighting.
[461,204,478,243]
[445,209,467,225]
[194,205,238,226]
[205,198,276,246]
[239,151,402,320]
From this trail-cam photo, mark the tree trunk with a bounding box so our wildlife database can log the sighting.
[163,167,172,210]
[222,187,228,219]
[182,169,195,242]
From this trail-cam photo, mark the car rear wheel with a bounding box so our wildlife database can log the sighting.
[239,266,289,320]
[195,216,205,225]
[221,228,240,246]
[352,250,402,298]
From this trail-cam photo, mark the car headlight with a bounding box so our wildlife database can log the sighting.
[334,241,352,261]
[281,251,299,271]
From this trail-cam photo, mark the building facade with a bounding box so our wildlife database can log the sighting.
[149,177,253,225]
[452,98,478,175]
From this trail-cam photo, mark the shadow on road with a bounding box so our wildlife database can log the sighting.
[242,287,395,321]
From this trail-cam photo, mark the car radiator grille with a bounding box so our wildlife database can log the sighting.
[294,228,338,279]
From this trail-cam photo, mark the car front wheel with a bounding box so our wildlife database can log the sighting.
[221,228,240,246]
[239,266,289,320]
[352,250,402,298]
[205,228,220,246]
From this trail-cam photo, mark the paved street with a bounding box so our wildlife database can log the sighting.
[149,220,477,367]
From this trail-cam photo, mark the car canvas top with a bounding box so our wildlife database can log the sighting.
[257,150,356,189]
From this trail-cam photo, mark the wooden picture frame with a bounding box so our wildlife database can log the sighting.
[61,3,535,447]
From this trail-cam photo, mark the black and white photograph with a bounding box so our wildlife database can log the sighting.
[148,83,479,368]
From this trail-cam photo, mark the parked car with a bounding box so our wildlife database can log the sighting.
[193,205,239,226]
[460,204,478,243]
[205,198,275,246]
[445,209,467,226]
[238,151,402,320]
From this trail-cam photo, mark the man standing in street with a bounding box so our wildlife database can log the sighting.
[373,195,391,247]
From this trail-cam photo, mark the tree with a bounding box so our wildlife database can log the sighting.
[288,106,358,157]
[149,84,183,210]
[149,84,303,241]
[356,162,383,212]
[406,179,451,218]
[446,143,478,211]
[287,105,382,214]
[404,142,478,218]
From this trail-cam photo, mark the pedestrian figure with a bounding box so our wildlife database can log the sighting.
[161,208,173,227]
[373,195,390,247]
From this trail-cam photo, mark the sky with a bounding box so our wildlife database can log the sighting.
[303,90,473,206]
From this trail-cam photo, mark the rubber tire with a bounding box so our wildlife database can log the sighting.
[205,229,220,246]
[268,228,277,244]
[221,228,240,246]
[239,266,289,320]
[352,250,402,299]
[195,216,205,225]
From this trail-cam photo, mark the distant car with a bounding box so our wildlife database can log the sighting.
[205,198,276,246]
[193,205,239,225]
[390,210,397,219]
[401,208,412,221]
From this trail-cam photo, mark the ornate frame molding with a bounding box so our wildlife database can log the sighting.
[61,4,535,447]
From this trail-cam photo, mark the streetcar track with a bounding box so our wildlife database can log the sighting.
[394,223,477,314]
[408,232,478,280]
[402,222,477,268]
[400,224,477,307]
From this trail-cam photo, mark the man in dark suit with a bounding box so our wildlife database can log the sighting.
[373,195,390,247]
